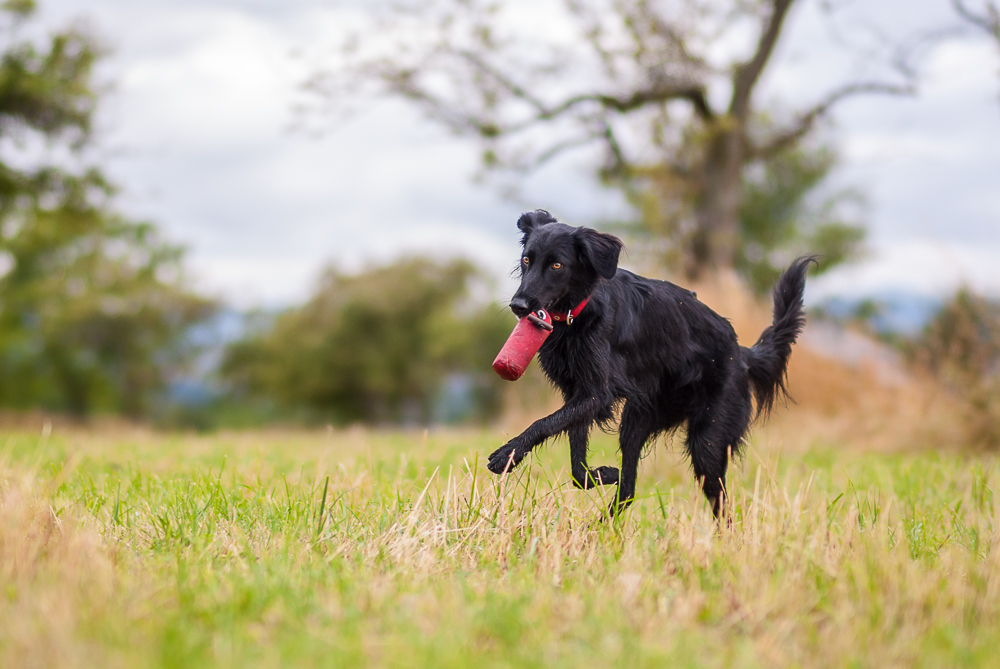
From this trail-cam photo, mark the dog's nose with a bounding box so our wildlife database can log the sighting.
[509,297,531,318]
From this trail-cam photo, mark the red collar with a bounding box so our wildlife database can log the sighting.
[550,296,590,325]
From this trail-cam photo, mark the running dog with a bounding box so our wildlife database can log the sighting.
[487,210,814,517]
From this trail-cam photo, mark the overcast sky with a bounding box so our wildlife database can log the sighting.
[34,0,1000,307]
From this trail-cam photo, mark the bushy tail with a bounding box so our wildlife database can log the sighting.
[746,256,817,419]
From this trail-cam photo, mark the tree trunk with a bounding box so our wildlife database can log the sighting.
[685,122,745,280]
[681,0,792,280]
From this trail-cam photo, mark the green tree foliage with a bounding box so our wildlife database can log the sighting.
[0,2,215,416]
[735,143,865,295]
[910,289,1000,447]
[221,258,514,426]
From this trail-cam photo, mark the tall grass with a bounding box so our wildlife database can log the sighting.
[1,426,999,667]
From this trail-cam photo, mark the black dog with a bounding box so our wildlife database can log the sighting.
[487,210,814,517]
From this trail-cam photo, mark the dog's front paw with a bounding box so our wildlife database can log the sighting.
[487,443,525,475]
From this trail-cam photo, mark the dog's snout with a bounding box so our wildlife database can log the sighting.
[509,297,531,318]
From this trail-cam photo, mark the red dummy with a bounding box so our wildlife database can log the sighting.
[492,310,553,381]
[492,298,590,381]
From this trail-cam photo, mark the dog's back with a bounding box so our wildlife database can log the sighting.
[541,269,746,407]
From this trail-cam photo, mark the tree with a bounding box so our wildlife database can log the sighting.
[220,258,513,425]
[0,1,215,416]
[306,0,912,279]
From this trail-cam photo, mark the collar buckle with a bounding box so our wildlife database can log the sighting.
[555,295,590,326]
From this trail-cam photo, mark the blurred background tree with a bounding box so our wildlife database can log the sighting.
[306,0,913,283]
[220,258,513,426]
[734,140,865,295]
[0,0,215,417]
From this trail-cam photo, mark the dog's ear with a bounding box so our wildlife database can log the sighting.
[516,210,557,244]
[575,227,623,280]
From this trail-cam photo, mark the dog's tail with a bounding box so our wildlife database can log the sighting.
[745,256,817,419]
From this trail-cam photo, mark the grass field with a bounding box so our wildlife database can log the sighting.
[1,423,999,668]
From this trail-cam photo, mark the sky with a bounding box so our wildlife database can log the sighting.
[33,0,1000,308]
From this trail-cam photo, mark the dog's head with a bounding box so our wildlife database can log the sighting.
[509,210,624,318]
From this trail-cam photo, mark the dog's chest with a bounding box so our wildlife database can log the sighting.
[536,326,601,390]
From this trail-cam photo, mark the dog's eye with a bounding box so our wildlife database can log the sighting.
[522,257,529,265]
[551,262,563,270]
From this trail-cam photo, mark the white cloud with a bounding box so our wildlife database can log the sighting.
[843,133,974,162]
[116,13,291,148]
[809,237,1000,301]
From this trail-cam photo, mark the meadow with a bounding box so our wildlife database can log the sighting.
[2,419,999,669]
[0,278,989,668]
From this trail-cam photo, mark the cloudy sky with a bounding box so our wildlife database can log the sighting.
[34,0,1000,307]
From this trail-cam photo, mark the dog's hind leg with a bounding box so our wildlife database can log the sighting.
[609,404,654,518]
[569,422,619,489]
[685,418,736,519]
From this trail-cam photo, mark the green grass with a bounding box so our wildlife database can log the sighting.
[2,426,1000,667]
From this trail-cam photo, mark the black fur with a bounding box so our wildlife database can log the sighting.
[489,210,815,518]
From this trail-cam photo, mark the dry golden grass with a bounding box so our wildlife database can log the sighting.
[0,417,998,667]
[0,470,122,668]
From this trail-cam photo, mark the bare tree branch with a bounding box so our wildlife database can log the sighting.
[377,64,503,136]
[551,85,714,122]
[730,0,795,119]
[750,82,915,158]
[597,118,629,176]
[386,69,713,140]
[453,50,714,126]
[529,132,605,171]
[953,0,1000,41]
[455,50,550,115]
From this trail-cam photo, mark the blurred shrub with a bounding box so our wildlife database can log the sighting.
[0,2,215,417]
[908,289,1000,448]
[221,258,514,426]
